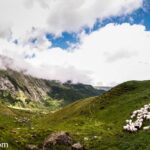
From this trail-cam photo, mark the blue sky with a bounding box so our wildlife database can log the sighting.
[46,32,79,49]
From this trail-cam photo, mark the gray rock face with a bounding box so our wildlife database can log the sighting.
[0,69,50,102]
[0,69,103,109]
[0,77,15,91]
[72,143,84,150]
[43,132,73,148]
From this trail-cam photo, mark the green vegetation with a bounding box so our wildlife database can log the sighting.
[2,79,150,149]
[33,80,150,149]
[48,80,103,104]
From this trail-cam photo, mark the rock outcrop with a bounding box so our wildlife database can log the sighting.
[43,132,73,149]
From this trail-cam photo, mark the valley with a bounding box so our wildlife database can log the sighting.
[1,71,150,149]
[0,69,104,112]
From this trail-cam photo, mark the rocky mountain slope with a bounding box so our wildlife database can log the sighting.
[0,69,104,110]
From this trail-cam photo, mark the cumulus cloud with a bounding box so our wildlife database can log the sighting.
[29,23,150,86]
[0,0,143,37]
[24,0,49,9]
[18,28,52,49]
[104,50,138,62]
[0,0,149,86]
[69,23,150,85]
[0,23,12,39]
[0,23,150,86]
[0,38,91,83]
[46,0,143,34]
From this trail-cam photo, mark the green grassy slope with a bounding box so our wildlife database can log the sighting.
[2,80,150,149]
[0,102,50,150]
[0,103,21,150]
[33,80,150,150]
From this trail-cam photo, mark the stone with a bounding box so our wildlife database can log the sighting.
[43,132,72,148]
[72,143,84,150]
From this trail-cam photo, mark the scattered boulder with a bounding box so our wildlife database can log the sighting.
[72,143,84,150]
[43,132,73,148]
[25,144,39,150]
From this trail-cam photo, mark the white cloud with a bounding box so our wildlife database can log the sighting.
[1,23,150,86]
[19,28,52,49]
[46,0,143,35]
[0,0,143,37]
[28,23,150,86]
[0,0,149,86]
[104,50,138,62]
[0,38,91,83]
[0,23,12,39]
[68,23,150,86]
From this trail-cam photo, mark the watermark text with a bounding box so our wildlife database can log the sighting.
[0,143,8,149]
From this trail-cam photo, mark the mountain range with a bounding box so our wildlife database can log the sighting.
[0,69,104,111]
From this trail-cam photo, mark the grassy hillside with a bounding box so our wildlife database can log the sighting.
[33,80,150,149]
[0,102,51,150]
[2,80,150,149]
